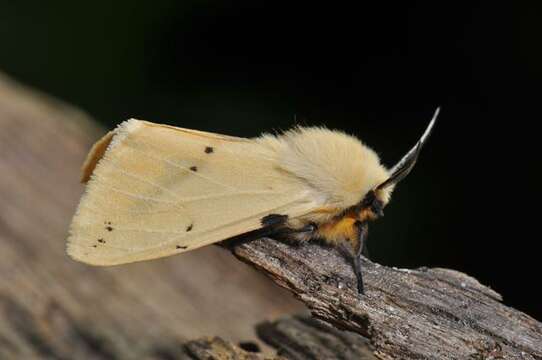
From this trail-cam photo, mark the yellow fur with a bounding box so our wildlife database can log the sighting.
[258,127,392,214]
[318,217,358,243]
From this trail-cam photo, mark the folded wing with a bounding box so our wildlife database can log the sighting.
[67,120,319,265]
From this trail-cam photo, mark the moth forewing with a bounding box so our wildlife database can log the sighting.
[67,120,321,266]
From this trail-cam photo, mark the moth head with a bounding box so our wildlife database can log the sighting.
[359,107,440,221]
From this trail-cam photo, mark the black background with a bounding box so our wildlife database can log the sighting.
[1,2,540,320]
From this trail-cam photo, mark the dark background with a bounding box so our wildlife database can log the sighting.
[1,2,540,320]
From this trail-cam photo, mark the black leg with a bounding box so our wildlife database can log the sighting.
[361,238,370,259]
[267,223,317,246]
[229,213,316,246]
[354,221,369,295]
[353,255,364,295]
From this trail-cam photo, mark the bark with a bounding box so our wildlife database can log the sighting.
[257,315,376,360]
[231,238,542,359]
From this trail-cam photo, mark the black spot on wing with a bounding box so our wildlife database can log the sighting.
[186,224,193,232]
[97,239,105,243]
[176,245,188,249]
[190,166,198,172]
[204,146,214,154]
[261,214,288,227]
[106,226,113,232]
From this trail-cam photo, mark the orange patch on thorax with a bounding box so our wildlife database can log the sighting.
[317,215,358,243]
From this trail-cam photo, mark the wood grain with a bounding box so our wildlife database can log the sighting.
[231,238,542,359]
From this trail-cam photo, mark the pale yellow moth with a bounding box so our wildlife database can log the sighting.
[68,109,439,294]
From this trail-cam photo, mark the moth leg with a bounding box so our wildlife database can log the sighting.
[269,223,317,246]
[361,235,370,258]
[289,223,318,237]
[226,216,316,249]
[353,221,369,295]
[259,214,317,245]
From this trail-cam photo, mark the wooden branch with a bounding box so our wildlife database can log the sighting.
[231,238,542,359]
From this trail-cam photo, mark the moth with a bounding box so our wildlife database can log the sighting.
[68,108,439,294]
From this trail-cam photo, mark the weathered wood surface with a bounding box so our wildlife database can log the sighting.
[257,315,376,359]
[231,238,542,359]
[0,72,304,358]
